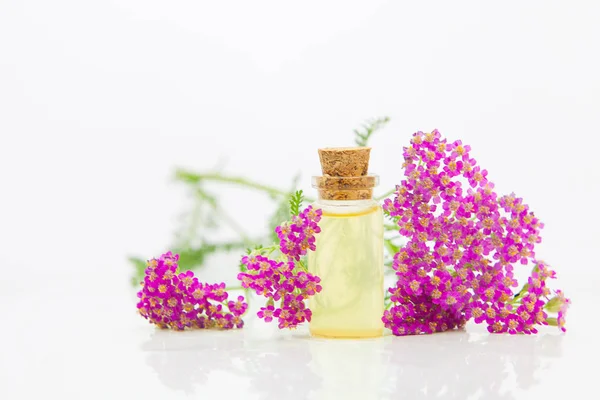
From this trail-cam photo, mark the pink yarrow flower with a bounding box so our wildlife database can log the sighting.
[383,130,569,335]
[136,252,248,330]
[239,205,323,330]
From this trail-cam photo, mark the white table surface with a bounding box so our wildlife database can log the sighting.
[1,270,596,400]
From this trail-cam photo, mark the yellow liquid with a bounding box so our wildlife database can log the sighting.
[308,203,384,338]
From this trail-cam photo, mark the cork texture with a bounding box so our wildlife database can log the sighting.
[316,147,374,200]
[317,188,373,201]
[318,147,371,177]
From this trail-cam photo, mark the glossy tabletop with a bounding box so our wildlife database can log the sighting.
[1,271,595,400]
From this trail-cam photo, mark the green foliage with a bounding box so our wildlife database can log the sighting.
[129,257,148,286]
[383,206,400,225]
[267,174,301,243]
[289,190,304,216]
[354,116,390,147]
[268,198,290,242]
[129,241,248,286]
[129,116,397,286]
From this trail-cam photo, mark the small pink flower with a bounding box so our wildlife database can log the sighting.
[257,305,276,322]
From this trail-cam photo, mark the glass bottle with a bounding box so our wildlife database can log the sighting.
[308,147,384,338]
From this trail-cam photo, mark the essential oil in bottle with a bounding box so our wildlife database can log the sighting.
[308,147,384,338]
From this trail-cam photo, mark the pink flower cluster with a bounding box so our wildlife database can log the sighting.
[238,206,323,329]
[383,130,569,335]
[276,207,322,260]
[137,252,247,330]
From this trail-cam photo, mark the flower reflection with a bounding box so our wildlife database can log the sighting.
[141,326,321,398]
[141,329,246,394]
[142,327,563,400]
[381,330,564,400]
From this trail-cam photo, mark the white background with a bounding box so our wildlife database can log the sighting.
[1,1,599,399]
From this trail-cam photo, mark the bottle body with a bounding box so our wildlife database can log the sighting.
[308,199,384,338]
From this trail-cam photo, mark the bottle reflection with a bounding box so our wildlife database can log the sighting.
[142,328,563,399]
[308,338,387,399]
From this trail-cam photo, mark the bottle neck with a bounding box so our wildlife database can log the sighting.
[315,197,376,207]
[314,197,379,216]
[315,189,374,202]
[316,195,374,203]
[312,175,378,201]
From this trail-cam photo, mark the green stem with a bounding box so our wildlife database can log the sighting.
[214,206,252,244]
[176,169,292,198]
[180,190,204,248]
[196,187,254,246]
[251,245,279,255]
[511,283,529,304]
[209,241,250,252]
[384,239,399,258]
[384,223,399,231]
[376,188,396,201]
[297,259,308,272]
[384,299,393,310]
[176,169,319,203]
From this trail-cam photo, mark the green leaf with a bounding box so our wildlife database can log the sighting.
[289,190,304,216]
[129,241,248,287]
[384,239,401,256]
[269,196,292,241]
[383,207,401,226]
[239,257,248,273]
[544,295,565,313]
[268,173,302,241]
[174,169,202,184]
[354,116,390,147]
[512,283,530,302]
[129,257,148,287]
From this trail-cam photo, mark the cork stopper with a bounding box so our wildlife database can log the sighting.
[314,147,378,200]
[318,147,371,177]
